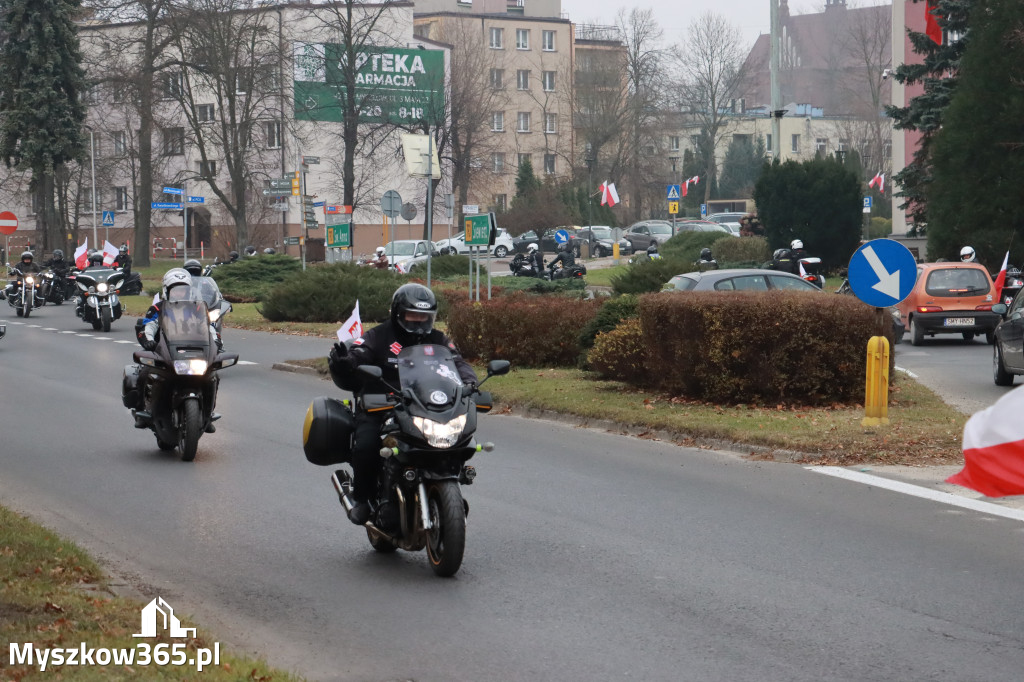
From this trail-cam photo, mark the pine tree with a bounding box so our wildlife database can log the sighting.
[0,0,87,252]
[513,157,541,206]
[718,135,766,199]
[884,0,974,234]
[926,0,1024,266]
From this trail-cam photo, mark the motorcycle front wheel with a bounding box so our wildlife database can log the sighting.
[101,306,112,332]
[178,399,202,462]
[425,481,466,577]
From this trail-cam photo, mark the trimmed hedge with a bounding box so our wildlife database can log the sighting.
[258,263,404,322]
[611,256,692,295]
[587,318,647,381]
[211,253,302,302]
[578,294,639,350]
[446,292,602,367]
[711,235,772,266]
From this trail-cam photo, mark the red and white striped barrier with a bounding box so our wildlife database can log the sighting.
[152,237,178,258]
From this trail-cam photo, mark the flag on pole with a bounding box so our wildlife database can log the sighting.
[799,260,808,279]
[868,172,885,192]
[600,181,619,207]
[337,300,363,342]
[683,176,700,197]
[994,251,1010,303]
[948,386,1024,496]
[102,240,119,266]
[925,1,943,45]
[74,239,89,269]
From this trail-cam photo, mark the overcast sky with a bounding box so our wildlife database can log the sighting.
[560,0,889,50]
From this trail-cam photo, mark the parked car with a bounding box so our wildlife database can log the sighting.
[623,221,675,252]
[706,212,747,234]
[512,228,582,256]
[382,239,440,273]
[895,262,1000,346]
[673,220,734,236]
[434,228,514,258]
[576,226,632,257]
[991,296,1024,385]
[663,268,823,293]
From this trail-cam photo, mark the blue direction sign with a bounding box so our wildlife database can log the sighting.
[102,210,115,226]
[187,196,204,204]
[667,184,681,200]
[848,238,917,307]
[163,186,183,195]
[554,229,570,244]
[151,202,183,210]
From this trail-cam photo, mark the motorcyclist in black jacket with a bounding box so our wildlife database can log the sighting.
[327,283,479,525]
[112,245,132,273]
[42,249,70,278]
[4,251,40,299]
[547,242,576,277]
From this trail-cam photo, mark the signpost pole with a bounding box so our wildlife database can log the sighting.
[182,180,188,262]
[425,124,433,288]
[90,131,98,248]
[300,151,306,271]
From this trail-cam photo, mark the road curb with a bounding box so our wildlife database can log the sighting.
[271,362,324,378]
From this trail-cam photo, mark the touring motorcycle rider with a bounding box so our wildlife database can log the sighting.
[327,283,479,525]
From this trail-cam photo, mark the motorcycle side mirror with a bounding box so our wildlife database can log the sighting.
[477,359,511,388]
[211,353,239,370]
[357,365,383,379]
[133,350,164,368]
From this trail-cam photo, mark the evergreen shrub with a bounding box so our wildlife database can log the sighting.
[211,254,302,302]
[445,292,602,367]
[258,263,403,322]
[578,294,639,350]
[611,256,692,295]
[587,318,648,382]
[712,235,772,267]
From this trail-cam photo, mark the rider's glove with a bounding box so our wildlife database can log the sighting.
[329,341,348,366]
[141,337,157,351]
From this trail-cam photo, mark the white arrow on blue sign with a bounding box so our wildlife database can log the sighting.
[102,210,115,226]
[554,229,570,244]
[163,186,183,195]
[848,238,917,307]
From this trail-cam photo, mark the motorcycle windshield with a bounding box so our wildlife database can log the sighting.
[396,344,465,411]
[189,276,223,308]
[77,268,122,285]
[159,299,211,347]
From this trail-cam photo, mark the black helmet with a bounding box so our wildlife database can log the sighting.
[647,242,659,253]
[557,242,569,253]
[52,249,64,260]
[390,283,437,339]
[263,247,276,255]
[228,250,239,262]
[700,248,713,260]
[88,252,104,266]
[244,245,256,256]
[20,250,33,263]
[183,258,202,275]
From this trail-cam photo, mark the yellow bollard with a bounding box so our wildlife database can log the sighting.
[862,335,890,426]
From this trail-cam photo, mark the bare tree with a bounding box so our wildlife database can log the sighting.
[672,12,750,205]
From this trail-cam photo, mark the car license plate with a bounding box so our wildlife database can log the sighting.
[944,317,973,326]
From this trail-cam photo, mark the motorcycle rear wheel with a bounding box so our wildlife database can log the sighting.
[425,481,466,577]
[178,399,202,462]
[366,529,398,553]
[101,307,112,332]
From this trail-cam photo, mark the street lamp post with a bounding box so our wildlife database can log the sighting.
[585,149,595,230]
[670,156,680,234]
[89,129,97,248]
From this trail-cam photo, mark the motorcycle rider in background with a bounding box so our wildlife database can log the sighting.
[960,246,978,263]
[183,258,203,276]
[113,244,132,273]
[42,249,70,278]
[696,247,718,271]
[547,242,576,277]
[3,251,41,300]
[371,246,390,270]
[327,283,479,526]
[526,243,544,274]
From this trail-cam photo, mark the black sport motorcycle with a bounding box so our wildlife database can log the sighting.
[5,267,43,318]
[75,267,124,331]
[303,344,510,577]
[123,296,238,461]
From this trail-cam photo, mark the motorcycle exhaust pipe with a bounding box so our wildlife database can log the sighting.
[330,471,357,514]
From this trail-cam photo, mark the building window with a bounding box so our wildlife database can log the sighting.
[766,134,772,152]
[198,160,217,178]
[489,27,503,49]
[669,135,680,152]
[112,131,127,156]
[816,137,828,154]
[542,71,555,91]
[492,152,505,174]
[197,104,215,122]
[544,153,555,175]
[517,112,531,132]
[542,30,555,51]
[494,194,507,212]
[114,186,129,212]
[544,113,557,133]
[518,153,531,168]
[163,127,184,155]
[162,71,183,99]
[791,134,800,153]
[490,68,504,90]
[690,134,701,147]
[491,111,504,132]
[517,69,530,90]
[266,121,281,149]
[516,29,530,50]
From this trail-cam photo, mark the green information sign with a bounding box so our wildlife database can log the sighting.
[464,215,490,246]
[326,212,351,248]
[293,43,445,125]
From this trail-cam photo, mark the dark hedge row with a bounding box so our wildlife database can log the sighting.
[258,263,404,322]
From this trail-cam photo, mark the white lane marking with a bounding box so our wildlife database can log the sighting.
[77,334,93,337]
[27,324,41,328]
[92,337,112,341]
[894,365,919,378]
[806,466,1024,523]
[237,360,257,365]
[114,340,134,344]
[43,327,57,331]
[9,321,25,325]
[60,330,77,334]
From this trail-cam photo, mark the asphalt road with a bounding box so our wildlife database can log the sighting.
[2,305,1023,681]
[893,335,1008,415]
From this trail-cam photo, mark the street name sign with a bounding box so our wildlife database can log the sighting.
[848,238,917,307]
[163,186,183,195]
[187,196,204,204]
[152,202,182,210]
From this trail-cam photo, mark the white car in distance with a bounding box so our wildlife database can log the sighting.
[434,228,514,258]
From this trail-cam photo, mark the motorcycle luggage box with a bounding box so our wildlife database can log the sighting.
[303,396,355,466]
[122,364,141,408]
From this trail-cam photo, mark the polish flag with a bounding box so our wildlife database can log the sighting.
[102,240,119,266]
[868,172,885,192]
[993,250,1010,303]
[600,181,619,207]
[926,1,943,45]
[799,260,808,279]
[948,387,1024,496]
[337,300,363,342]
[683,176,700,197]
[74,239,89,269]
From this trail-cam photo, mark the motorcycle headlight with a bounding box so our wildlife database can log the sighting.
[25,276,34,284]
[97,283,108,292]
[173,359,209,375]
[412,414,467,448]
[208,308,223,323]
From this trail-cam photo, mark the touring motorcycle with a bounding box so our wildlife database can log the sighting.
[303,344,510,577]
[75,267,124,331]
[5,267,43,318]
[123,294,238,461]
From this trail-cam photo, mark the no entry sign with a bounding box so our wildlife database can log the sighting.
[0,210,17,235]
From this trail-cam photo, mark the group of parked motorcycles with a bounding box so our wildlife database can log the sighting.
[508,252,587,280]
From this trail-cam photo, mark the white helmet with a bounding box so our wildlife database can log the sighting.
[791,239,803,250]
[960,246,976,262]
[526,243,538,253]
[375,246,386,256]
[161,268,192,301]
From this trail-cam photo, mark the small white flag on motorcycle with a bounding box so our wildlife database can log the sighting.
[74,239,89,269]
[799,260,808,278]
[337,300,362,342]
[102,240,119,266]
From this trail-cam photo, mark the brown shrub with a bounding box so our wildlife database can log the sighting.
[587,318,649,383]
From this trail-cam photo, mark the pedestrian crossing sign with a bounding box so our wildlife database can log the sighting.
[667,184,681,200]
[102,210,115,226]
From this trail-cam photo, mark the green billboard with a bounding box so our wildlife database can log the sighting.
[294,43,445,125]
